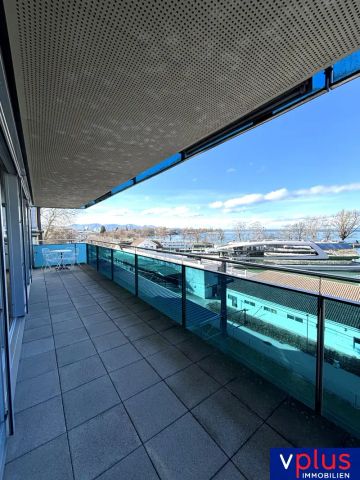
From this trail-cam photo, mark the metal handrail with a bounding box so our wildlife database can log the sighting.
[36,239,86,244]
[86,241,360,420]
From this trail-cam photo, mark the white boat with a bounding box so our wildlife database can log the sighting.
[207,240,328,260]
[205,240,360,272]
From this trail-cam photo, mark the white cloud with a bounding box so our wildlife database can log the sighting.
[295,183,360,196]
[209,182,360,209]
[209,201,224,209]
[264,188,288,201]
[226,167,236,173]
[225,193,263,208]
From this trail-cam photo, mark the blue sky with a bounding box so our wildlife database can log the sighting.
[78,78,360,228]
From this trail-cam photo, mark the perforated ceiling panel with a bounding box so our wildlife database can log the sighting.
[3,0,360,207]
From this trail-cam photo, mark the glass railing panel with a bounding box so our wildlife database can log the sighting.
[323,299,360,438]
[87,244,97,269]
[113,250,135,294]
[185,266,222,344]
[33,243,86,268]
[225,275,318,409]
[138,255,182,324]
[227,262,321,295]
[98,246,112,279]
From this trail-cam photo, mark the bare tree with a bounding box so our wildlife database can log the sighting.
[304,216,322,241]
[155,226,168,240]
[41,208,78,240]
[248,222,265,241]
[320,216,334,241]
[216,228,225,244]
[286,221,307,241]
[234,221,247,241]
[100,225,106,234]
[332,209,360,241]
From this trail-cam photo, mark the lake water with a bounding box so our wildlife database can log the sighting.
[159,229,360,244]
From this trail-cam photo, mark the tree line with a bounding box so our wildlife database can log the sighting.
[40,208,360,244]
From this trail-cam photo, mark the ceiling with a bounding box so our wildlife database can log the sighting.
[3,0,360,207]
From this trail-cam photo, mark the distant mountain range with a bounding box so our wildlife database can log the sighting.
[71,223,155,231]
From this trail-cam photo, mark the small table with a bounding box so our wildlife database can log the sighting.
[52,249,73,270]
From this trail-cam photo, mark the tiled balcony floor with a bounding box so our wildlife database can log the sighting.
[5,266,357,480]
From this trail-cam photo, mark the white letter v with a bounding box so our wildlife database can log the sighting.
[280,454,293,470]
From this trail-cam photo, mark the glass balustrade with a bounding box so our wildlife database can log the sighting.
[85,243,360,438]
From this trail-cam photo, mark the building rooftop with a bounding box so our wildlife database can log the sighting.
[5,266,357,480]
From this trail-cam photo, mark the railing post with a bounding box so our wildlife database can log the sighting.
[219,261,227,336]
[181,264,186,329]
[96,245,99,271]
[111,248,114,280]
[134,254,139,296]
[315,295,325,415]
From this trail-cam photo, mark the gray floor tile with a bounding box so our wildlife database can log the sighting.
[49,298,72,308]
[99,300,124,312]
[86,320,118,338]
[197,353,240,385]
[161,326,192,345]
[166,364,220,409]
[97,446,159,480]
[213,462,246,480]
[21,337,55,359]
[29,302,48,314]
[63,375,120,429]
[147,346,192,378]
[95,295,118,305]
[110,359,161,400]
[122,322,155,341]
[72,295,98,308]
[125,381,187,441]
[4,434,73,480]
[267,399,348,447]
[226,368,286,419]
[147,316,175,332]
[52,310,80,324]
[112,313,143,327]
[15,370,60,413]
[59,355,106,392]
[50,304,77,315]
[133,334,170,357]
[52,317,84,334]
[77,304,103,318]
[24,315,51,331]
[137,307,160,322]
[81,311,111,326]
[68,404,140,480]
[176,336,214,362]
[129,301,152,314]
[146,413,227,480]
[192,389,262,456]
[57,339,97,367]
[232,424,292,480]
[92,330,128,353]
[6,396,66,462]
[17,350,57,382]
[54,327,89,349]
[22,325,53,343]
[48,293,71,303]
[100,343,142,372]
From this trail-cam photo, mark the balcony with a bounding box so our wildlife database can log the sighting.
[4,244,359,479]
